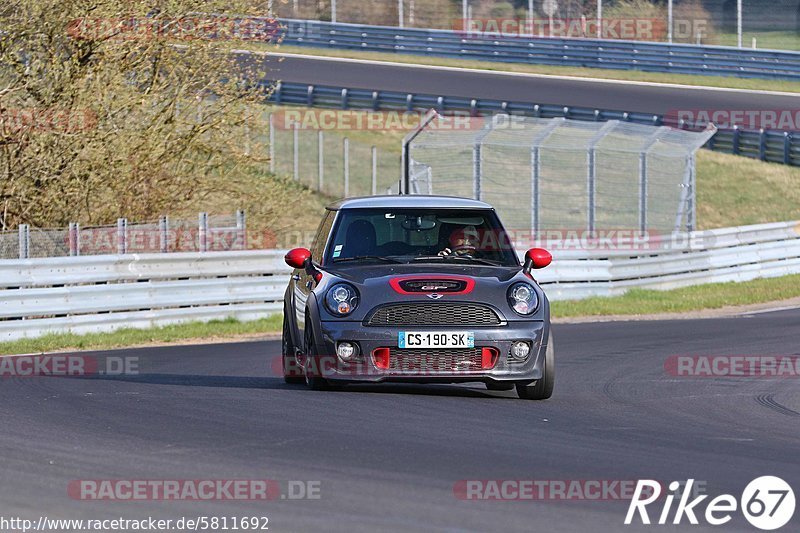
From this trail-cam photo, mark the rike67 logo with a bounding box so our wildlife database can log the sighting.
[626,477,795,530]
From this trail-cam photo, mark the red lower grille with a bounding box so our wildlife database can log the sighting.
[372,347,499,373]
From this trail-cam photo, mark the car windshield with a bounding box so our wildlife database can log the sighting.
[324,208,519,267]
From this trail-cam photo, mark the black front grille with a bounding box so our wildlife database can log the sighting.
[365,303,501,326]
[387,348,484,372]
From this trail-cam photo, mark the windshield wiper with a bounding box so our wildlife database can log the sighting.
[412,255,504,266]
[333,255,405,264]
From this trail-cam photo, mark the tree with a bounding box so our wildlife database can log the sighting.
[0,0,280,229]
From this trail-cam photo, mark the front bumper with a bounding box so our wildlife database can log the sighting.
[305,321,547,384]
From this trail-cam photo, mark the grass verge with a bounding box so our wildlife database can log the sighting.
[266,44,800,94]
[0,316,283,356]
[551,274,800,318]
[696,151,800,229]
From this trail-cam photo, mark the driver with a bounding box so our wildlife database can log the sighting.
[438,226,480,257]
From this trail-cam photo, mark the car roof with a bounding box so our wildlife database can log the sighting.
[327,195,494,210]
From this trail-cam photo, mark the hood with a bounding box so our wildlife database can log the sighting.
[315,263,546,323]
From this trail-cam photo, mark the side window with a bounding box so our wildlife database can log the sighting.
[310,211,335,263]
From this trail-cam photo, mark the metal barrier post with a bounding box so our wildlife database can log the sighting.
[117,218,128,255]
[236,210,247,250]
[18,224,29,260]
[732,126,741,155]
[68,222,80,256]
[198,212,208,253]
[159,215,169,253]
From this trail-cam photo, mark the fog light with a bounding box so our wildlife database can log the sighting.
[510,341,531,361]
[337,342,357,362]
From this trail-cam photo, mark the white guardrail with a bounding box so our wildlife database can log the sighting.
[1,221,799,342]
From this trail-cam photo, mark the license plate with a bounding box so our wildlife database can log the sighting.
[398,331,474,349]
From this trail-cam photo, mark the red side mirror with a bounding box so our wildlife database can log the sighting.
[524,248,552,272]
[285,248,311,269]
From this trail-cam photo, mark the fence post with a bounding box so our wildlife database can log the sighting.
[689,154,696,232]
[758,129,766,161]
[344,137,350,197]
[159,215,169,253]
[243,110,251,157]
[472,140,481,201]
[269,112,275,174]
[371,146,378,195]
[318,130,325,191]
[236,209,247,250]
[586,120,618,234]
[68,222,80,257]
[529,118,565,240]
[587,147,596,233]
[531,147,540,238]
[293,122,299,180]
[732,125,741,155]
[472,118,498,201]
[117,218,128,255]
[18,224,29,260]
[198,212,208,253]
[639,152,648,233]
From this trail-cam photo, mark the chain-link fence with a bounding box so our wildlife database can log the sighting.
[267,112,402,197]
[0,212,261,260]
[273,0,800,51]
[406,114,716,237]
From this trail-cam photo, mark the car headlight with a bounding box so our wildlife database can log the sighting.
[507,282,538,315]
[325,283,359,316]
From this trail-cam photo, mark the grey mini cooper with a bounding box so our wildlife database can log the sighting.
[281,195,554,400]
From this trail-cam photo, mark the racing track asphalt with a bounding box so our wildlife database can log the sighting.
[1,308,799,532]
[255,53,800,117]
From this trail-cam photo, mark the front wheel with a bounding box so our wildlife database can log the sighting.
[516,332,555,400]
[282,316,304,384]
[303,323,330,391]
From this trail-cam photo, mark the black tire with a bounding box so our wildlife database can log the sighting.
[485,382,515,391]
[282,316,304,384]
[303,322,329,391]
[516,332,555,400]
